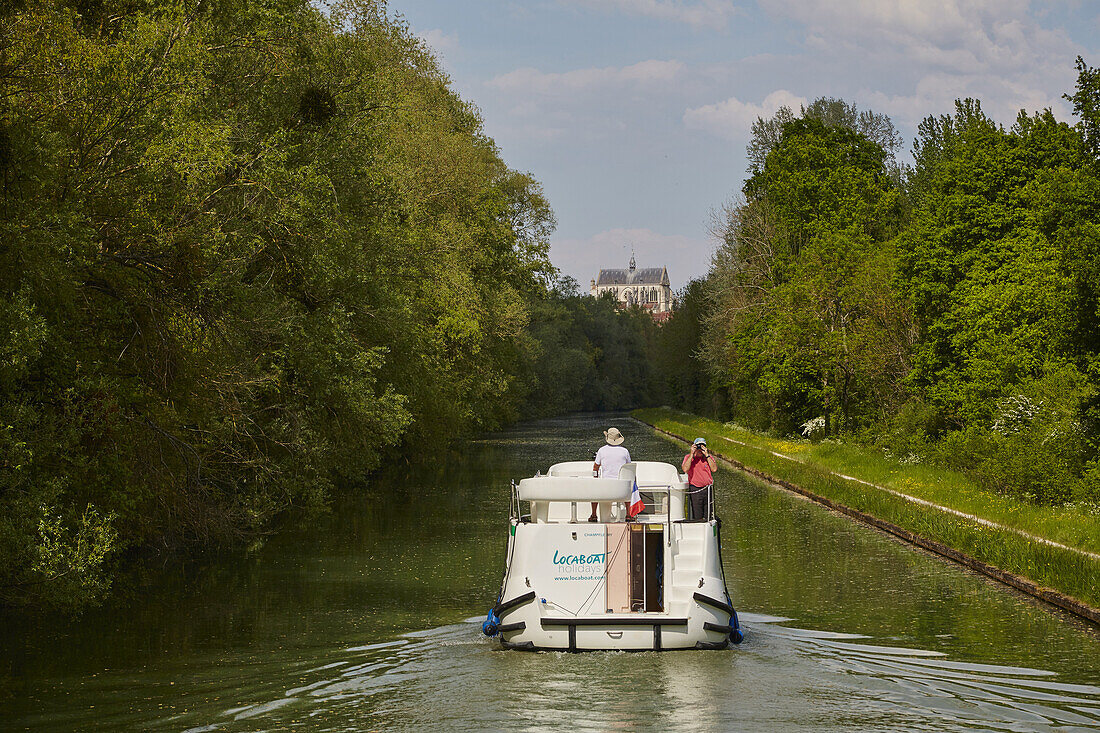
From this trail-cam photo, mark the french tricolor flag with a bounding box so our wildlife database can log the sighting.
[628,479,644,518]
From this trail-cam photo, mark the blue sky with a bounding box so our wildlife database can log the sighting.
[389,0,1100,291]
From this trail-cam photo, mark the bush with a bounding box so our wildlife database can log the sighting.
[868,399,937,461]
[1075,461,1100,504]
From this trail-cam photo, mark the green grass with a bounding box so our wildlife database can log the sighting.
[634,407,1100,610]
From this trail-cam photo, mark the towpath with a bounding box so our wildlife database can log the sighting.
[701,431,1100,562]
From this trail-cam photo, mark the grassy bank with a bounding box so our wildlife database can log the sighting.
[634,407,1100,613]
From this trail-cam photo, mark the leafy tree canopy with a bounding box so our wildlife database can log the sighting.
[747,96,902,174]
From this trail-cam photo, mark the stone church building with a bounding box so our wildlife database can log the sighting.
[590,255,673,320]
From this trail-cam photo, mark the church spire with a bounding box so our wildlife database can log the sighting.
[629,251,636,273]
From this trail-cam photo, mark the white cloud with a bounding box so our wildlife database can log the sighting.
[488,59,685,95]
[482,59,689,142]
[682,89,807,140]
[417,28,460,58]
[481,59,686,143]
[479,60,693,146]
[551,228,712,290]
[863,69,1073,134]
[761,0,1028,57]
[754,1,1083,128]
[563,0,742,29]
[759,0,1081,75]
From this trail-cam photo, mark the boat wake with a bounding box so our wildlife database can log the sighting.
[174,615,1099,732]
[744,613,1100,731]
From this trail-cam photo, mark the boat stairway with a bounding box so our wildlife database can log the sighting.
[668,536,706,615]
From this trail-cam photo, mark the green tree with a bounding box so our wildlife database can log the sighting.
[898,94,1100,503]
[1066,56,1100,160]
[522,279,659,417]
[747,96,902,173]
[653,279,715,415]
[0,0,557,610]
[707,108,908,435]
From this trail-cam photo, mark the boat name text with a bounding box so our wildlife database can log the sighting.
[552,550,606,565]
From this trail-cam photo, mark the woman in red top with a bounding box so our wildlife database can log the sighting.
[682,438,717,521]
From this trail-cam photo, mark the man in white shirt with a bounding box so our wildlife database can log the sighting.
[590,427,631,521]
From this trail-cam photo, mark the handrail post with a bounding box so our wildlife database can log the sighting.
[666,486,671,546]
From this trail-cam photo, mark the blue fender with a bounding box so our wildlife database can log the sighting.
[481,609,501,637]
[730,609,744,644]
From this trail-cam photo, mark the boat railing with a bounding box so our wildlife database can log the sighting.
[635,484,673,546]
[513,481,685,528]
[633,483,672,515]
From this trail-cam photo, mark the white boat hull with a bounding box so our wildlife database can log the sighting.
[491,516,740,652]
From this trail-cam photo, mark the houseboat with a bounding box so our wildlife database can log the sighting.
[482,460,742,651]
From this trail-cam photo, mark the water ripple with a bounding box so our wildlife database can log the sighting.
[173,616,1099,732]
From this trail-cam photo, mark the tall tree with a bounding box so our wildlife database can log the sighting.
[898,95,1099,502]
[747,97,901,173]
[1066,56,1100,160]
[0,0,557,609]
[707,109,908,435]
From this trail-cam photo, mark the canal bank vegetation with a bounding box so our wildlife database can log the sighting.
[643,64,1100,611]
[656,69,1100,512]
[0,0,657,612]
[635,408,1100,611]
[523,277,660,417]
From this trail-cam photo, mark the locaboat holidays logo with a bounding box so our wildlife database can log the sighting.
[550,549,606,581]
[552,550,606,565]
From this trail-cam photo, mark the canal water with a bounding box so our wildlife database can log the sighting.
[1,414,1098,731]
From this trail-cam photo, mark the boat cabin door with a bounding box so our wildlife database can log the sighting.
[629,524,663,612]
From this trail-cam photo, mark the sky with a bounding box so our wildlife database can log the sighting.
[388,0,1100,291]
